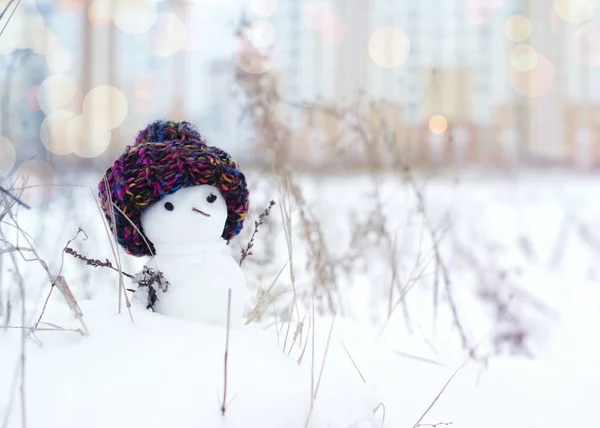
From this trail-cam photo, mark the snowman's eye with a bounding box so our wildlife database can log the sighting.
[164,202,174,211]
[207,193,217,203]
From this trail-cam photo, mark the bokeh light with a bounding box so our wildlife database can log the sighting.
[23,8,46,50]
[318,12,346,45]
[147,12,186,57]
[251,0,278,17]
[368,27,410,68]
[40,110,77,156]
[65,114,112,158]
[510,53,555,98]
[553,0,595,24]
[246,20,276,49]
[0,136,16,178]
[132,96,157,116]
[574,23,600,67]
[37,74,79,115]
[301,3,346,44]
[179,7,207,52]
[46,43,74,73]
[82,85,128,130]
[88,0,112,27]
[58,0,84,13]
[132,74,158,116]
[302,2,331,31]
[134,74,159,100]
[505,15,532,42]
[13,160,58,206]
[464,0,505,27]
[30,27,56,56]
[114,0,157,35]
[511,44,539,72]
[429,115,448,134]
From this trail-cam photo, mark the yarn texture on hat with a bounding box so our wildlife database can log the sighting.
[98,119,249,257]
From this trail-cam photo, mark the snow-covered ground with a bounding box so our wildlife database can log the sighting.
[1,168,599,427]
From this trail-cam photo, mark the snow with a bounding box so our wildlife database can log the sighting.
[1,169,600,427]
[0,299,379,428]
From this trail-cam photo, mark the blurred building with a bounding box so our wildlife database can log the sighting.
[266,0,600,168]
[2,0,600,173]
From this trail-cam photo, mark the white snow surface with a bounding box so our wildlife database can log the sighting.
[1,169,600,427]
[0,299,379,428]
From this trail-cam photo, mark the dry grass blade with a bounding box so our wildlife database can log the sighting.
[286,312,308,356]
[340,341,367,384]
[51,275,89,336]
[221,289,232,416]
[89,187,134,322]
[5,325,85,335]
[404,171,468,349]
[392,350,453,370]
[0,0,21,39]
[0,186,29,209]
[304,313,336,428]
[0,190,89,339]
[102,178,128,316]
[411,365,465,428]
[245,260,289,324]
[373,402,386,428]
[279,193,300,319]
[296,311,311,365]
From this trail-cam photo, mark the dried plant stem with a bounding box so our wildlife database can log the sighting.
[404,169,468,349]
[0,0,20,39]
[221,289,232,416]
[103,179,127,316]
[5,325,85,335]
[0,186,29,209]
[304,313,336,428]
[90,187,133,322]
[239,200,276,266]
[411,365,464,428]
[64,246,134,279]
[0,200,27,428]
[340,341,367,384]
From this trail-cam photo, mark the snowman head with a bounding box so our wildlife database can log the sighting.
[140,185,228,248]
[99,120,249,257]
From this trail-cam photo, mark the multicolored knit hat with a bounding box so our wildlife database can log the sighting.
[99,120,249,257]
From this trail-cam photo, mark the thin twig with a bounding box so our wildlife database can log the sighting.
[239,199,276,266]
[64,246,135,279]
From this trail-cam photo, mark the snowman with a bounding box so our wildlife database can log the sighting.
[98,120,250,327]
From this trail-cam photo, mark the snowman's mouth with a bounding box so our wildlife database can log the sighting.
[192,207,211,217]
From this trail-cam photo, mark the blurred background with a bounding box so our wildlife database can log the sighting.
[1,0,600,178]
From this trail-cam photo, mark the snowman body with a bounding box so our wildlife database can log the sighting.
[151,241,247,327]
[140,185,247,327]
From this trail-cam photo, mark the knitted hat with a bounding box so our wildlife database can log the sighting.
[99,120,249,257]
